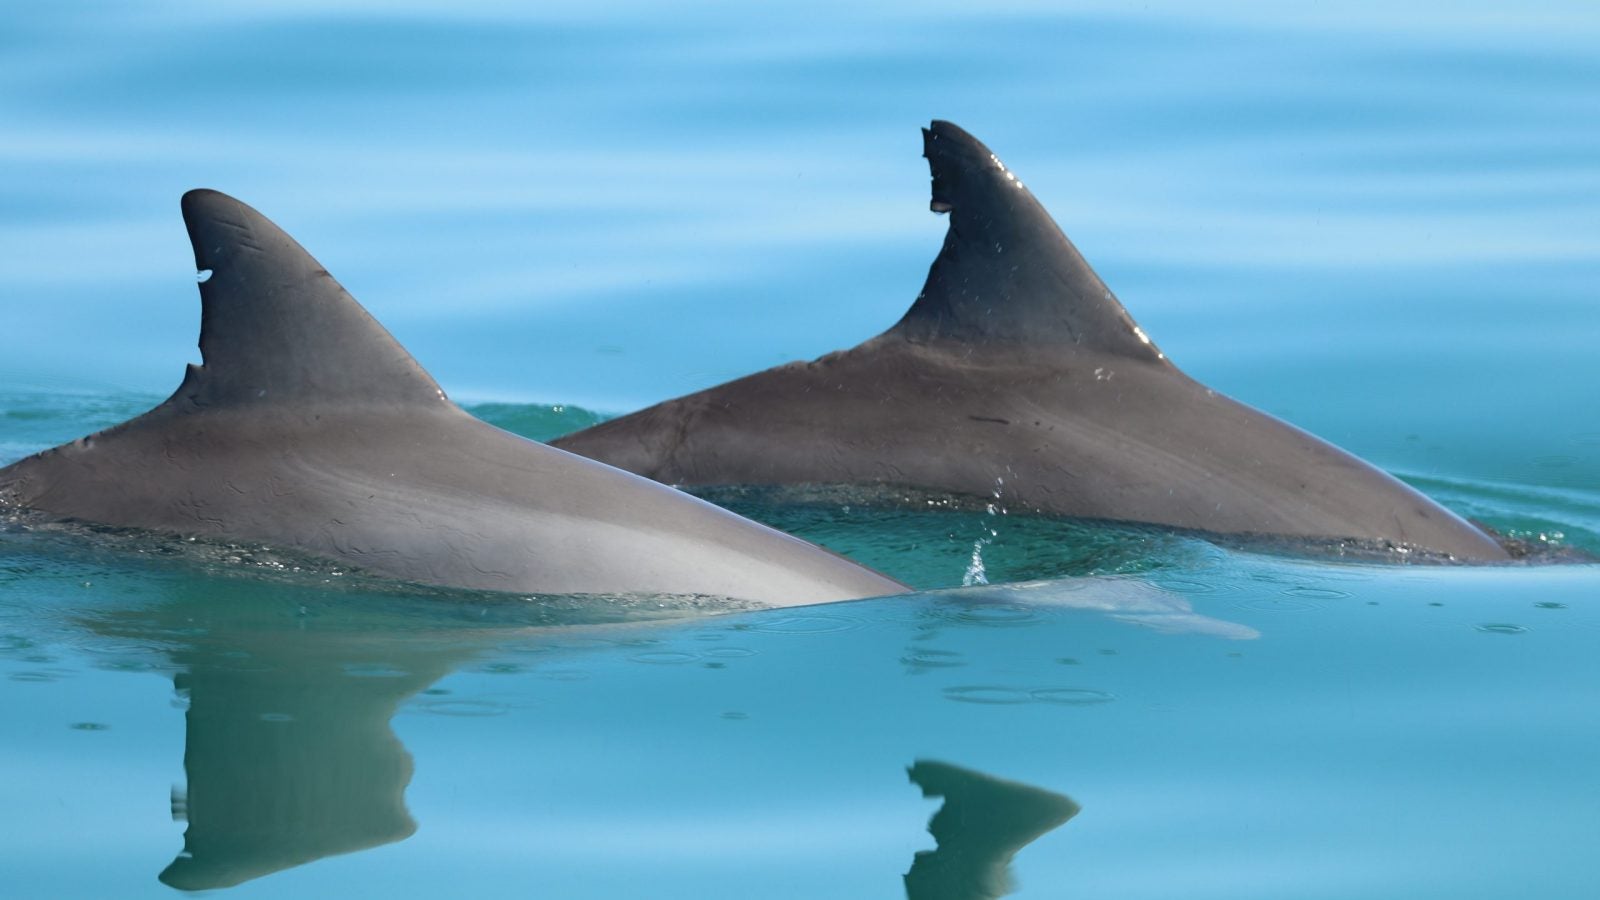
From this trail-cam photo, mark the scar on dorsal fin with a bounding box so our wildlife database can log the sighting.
[885,121,1167,364]
[175,189,448,410]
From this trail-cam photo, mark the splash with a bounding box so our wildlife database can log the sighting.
[962,477,1006,587]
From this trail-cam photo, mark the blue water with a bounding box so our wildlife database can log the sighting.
[3,1,1600,897]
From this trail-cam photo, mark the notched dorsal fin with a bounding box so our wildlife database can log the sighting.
[177,189,447,409]
[887,121,1166,363]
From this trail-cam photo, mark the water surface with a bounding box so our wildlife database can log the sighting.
[2,1,1598,897]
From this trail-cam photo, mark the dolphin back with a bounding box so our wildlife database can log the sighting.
[0,192,908,604]
[553,122,1509,563]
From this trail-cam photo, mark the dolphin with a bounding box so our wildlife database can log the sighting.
[552,121,1509,562]
[0,190,905,606]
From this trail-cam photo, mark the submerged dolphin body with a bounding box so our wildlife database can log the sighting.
[0,191,905,606]
[554,121,1509,562]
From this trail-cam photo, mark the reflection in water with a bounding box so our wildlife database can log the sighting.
[904,760,1079,900]
[59,566,1090,895]
[83,583,478,891]
[159,639,463,890]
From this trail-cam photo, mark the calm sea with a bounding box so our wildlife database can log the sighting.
[2,1,1598,897]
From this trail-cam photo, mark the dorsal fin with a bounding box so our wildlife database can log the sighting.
[886,121,1166,363]
[176,189,447,410]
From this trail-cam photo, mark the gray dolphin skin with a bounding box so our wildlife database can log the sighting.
[554,121,1509,562]
[0,190,906,605]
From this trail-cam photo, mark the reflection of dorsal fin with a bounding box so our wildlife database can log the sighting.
[903,759,1080,900]
[887,121,1166,363]
[177,189,447,410]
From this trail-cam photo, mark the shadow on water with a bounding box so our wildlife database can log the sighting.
[904,760,1079,900]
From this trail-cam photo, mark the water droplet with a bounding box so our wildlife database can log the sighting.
[962,537,990,586]
[196,269,213,283]
[721,711,748,720]
[1535,602,1567,610]
[1475,623,1527,635]
[69,722,109,731]
[1056,657,1081,666]
[259,713,293,723]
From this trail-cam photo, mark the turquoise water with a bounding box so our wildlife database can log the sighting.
[4,1,1600,897]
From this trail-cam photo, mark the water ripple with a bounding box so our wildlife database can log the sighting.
[629,651,699,665]
[900,649,966,670]
[414,699,510,718]
[942,685,1032,705]
[1032,688,1116,706]
[536,669,590,681]
[1153,578,1221,595]
[701,647,756,659]
[1284,586,1350,601]
[933,604,1042,627]
[1237,597,1323,612]
[943,684,1117,707]
[739,613,865,634]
